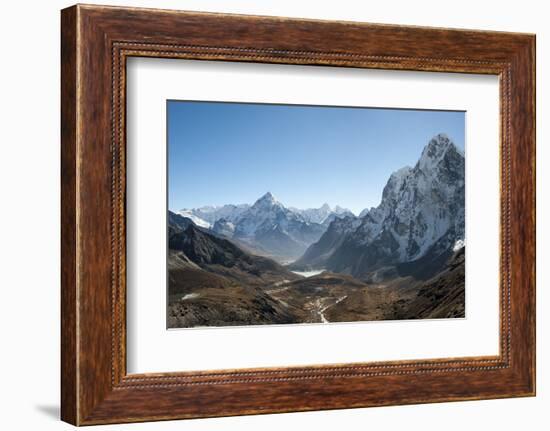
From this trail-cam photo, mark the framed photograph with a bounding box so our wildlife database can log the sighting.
[164,102,467,330]
[61,4,535,425]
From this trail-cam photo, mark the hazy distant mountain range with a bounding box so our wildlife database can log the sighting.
[177,193,354,261]
[179,199,353,229]
[167,133,465,328]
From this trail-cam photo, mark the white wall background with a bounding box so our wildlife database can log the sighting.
[0,1,546,429]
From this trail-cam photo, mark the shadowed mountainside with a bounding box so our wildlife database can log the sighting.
[167,221,303,328]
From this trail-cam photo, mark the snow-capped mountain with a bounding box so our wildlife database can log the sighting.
[233,192,287,237]
[212,218,236,237]
[296,133,465,280]
[321,207,356,227]
[290,203,353,225]
[358,207,371,218]
[232,192,326,260]
[177,193,354,261]
[177,210,212,229]
[178,203,250,229]
[182,200,352,230]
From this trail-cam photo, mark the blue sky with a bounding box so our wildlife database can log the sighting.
[168,101,465,214]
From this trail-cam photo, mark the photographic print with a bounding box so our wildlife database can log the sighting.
[167,101,465,329]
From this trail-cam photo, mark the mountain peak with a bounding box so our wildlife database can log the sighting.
[251,192,283,211]
[256,191,277,204]
[425,133,452,153]
[417,133,461,171]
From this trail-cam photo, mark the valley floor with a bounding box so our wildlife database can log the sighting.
[167,247,465,329]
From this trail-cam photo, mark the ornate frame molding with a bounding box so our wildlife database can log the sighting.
[61,5,535,425]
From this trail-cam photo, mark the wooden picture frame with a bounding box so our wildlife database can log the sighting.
[61,4,535,425]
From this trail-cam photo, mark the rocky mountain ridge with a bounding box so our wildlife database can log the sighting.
[294,133,465,280]
[176,192,354,261]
